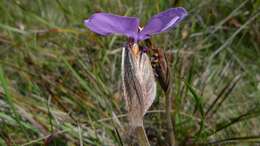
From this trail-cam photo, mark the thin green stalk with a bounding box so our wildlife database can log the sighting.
[165,85,177,146]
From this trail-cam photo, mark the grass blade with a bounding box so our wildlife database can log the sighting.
[205,74,241,118]
[185,82,204,118]
[212,106,260,135]
[184,81,205,138]
[0,66,28,138]
[208,75,241,118]
[203,135,260,145]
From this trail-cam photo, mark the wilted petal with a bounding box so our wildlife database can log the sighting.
[122,44,156,126]
[84,13,139,39]
[138,7,188,40]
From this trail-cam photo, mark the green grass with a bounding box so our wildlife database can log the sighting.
[0,0,259,145]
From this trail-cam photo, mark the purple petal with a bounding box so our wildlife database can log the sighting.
[138,7,188,40]
[84,13,139,39]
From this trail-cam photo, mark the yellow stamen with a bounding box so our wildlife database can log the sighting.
[132,43,139,56]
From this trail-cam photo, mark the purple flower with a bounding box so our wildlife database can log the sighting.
[83,8,188,129]
[84,7,187,42]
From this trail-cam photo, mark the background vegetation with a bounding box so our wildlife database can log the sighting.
[0,0,259,145]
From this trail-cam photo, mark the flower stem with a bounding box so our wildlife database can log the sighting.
[135,126,150,146]
[165,85,177,146]
[127,122,150,146]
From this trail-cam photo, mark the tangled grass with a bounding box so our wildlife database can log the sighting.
[0,0,259,145]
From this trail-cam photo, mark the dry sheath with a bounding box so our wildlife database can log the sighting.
[122,43,156,127]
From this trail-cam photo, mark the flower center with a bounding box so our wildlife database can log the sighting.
[132,43,139,56]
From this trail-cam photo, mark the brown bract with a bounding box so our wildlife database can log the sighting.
[121,43,156,127]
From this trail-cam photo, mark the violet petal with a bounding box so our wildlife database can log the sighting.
[84,13,139,39]
[138,7,188,40]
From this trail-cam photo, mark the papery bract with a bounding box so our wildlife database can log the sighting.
[121,44,156,126]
